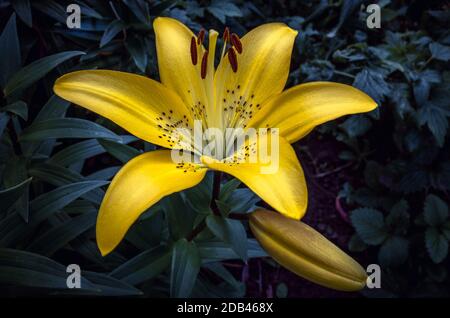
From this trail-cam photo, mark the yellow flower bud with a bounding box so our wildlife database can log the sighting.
[249,209,367,291]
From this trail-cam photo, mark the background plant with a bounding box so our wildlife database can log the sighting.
[0,0,449,297]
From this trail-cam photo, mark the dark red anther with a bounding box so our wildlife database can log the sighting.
[201,50,208,79]
[228,47,238,72]
[230,33,242,54]
[197,28,206,45]
[223,27,230,42]
[190,36,198,65]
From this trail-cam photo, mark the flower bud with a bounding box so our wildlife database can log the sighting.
[249,209,367,291]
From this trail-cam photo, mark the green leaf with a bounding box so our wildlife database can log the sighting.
[184,172,213,214]
[425,227,449,263]
[350,208,388,245]
[170,239,201,298]
[124,0,151,24]
[219,178,241,202]
[2,156,29,222]
[0,13,21,88]
[0,112,9,137]
[197,239,266,263]
[276,283,288,298]
[163,193,197,240]
[429,42,450,62]
[0,181,108,247]
[20,118,122,142]
[424,194,449,227]
[3,100,28,121]
[26,211,97,256]
[386,200,410,235]
[348,233,368,252]
[206,215,248,261]
[12,0,32,27]
[353,68,390,104]
[378,236,409,267]
[126,34,148,72]
[0,248,96,290]
[29,163,105,204]
[98,139,140,163]
[4,51,85,97]
[417,102,448,146]
[339,115,372,138]
[100,20,125,48]
[226,188,260,214]
[0,177,32,214]
[207,0,243,23]
[110,246,171,285]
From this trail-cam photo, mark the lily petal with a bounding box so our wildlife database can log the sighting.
[154,17,208,118]
[248,82,377,143]
[202,134,307,220]
[97,150,207,255]
[250,209,367,291]
[215,23,297,128]
[54,70,194,150]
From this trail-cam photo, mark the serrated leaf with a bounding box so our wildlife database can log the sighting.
[170,239,201,298]
[206,215,247,261]
[348,233,368,252]
[378,236,409,267]
[350,208,387,245]
[424,194,449,227]
[4,51,84,97]
[20,118,122,142]
[386,200,410,234]
[425,227,448,263]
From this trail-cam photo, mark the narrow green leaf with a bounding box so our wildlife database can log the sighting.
[12,0,32,27]
[170,239,201,298]
[27,211,97,256]
[206,215,247,261]
[4,51,84,97]
[0,177,32,214]
[3,100,28,121]
[20,118,122,142]
[100,20,125,48]
[0,13,21,87]
[110,246,171,285]
[98,138,140,163]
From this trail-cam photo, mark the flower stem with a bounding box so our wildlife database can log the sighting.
[210,171,222,216]
[186,171,222,241]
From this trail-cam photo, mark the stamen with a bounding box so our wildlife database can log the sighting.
[190,36,198,65]
[228,47,238,72]
[201,50,208,79]
[230,33,242,54]
[223,27,230,42]
[197,28,206,45]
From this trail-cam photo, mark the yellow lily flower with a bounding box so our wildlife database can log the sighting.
[53,17,376,257]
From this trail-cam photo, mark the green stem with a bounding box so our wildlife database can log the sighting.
[210,171,222,216]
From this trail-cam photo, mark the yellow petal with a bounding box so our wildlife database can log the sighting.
[248,81,377,143]
[153,17,208,120]
[202,134,307,220]
[54,70,194,150]
[250,209,367,291]
[97,150,207,256]
[215,23,297,129]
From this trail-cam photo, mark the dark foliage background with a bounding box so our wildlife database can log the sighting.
[0,0,449,297]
